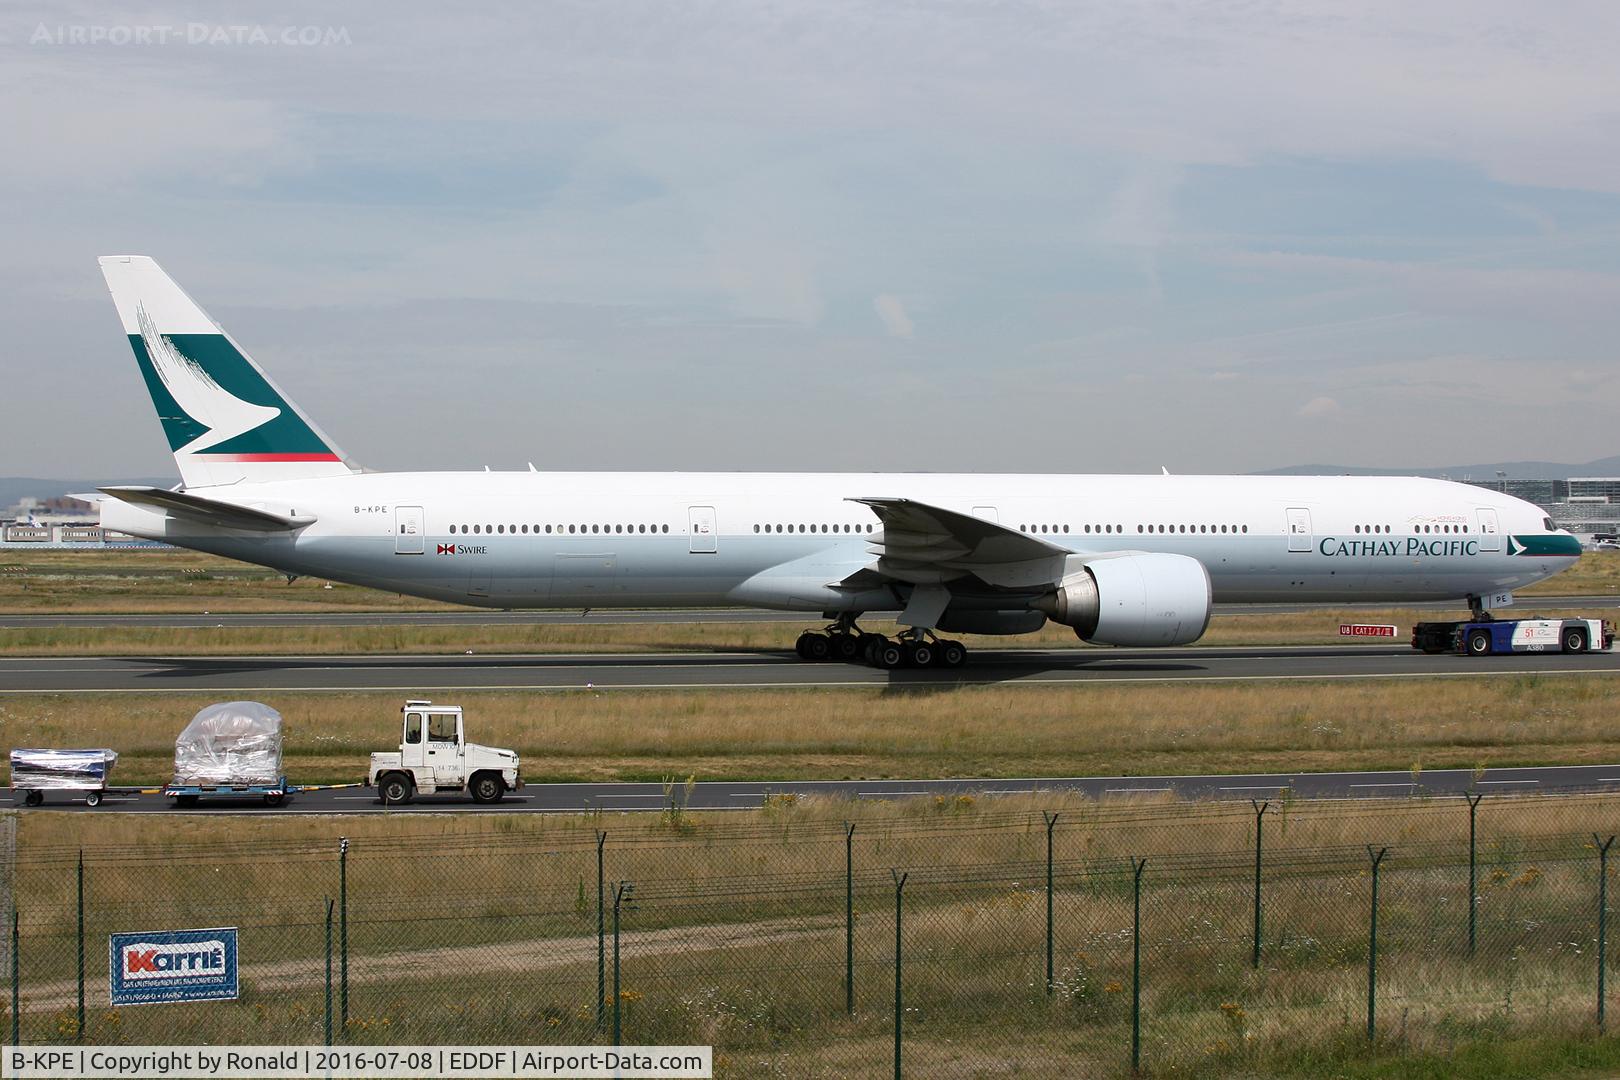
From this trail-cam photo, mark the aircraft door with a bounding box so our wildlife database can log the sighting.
[972,506,999,523]
[1476,508,1501,552]
[395,506,424,554]
[1285,507,1312,553]
[689,505,718,553]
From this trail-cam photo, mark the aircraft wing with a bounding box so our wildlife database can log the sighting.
[845,497,1070,589]
[99,486,315,531]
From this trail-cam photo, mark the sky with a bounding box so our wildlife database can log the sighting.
[3,1,1619,479]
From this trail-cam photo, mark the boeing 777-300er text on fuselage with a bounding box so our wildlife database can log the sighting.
[92,256,1582,667]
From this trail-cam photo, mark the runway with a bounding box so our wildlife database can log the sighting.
[1,643,1617,693]
[2,595,1614,629]
[8,761,1620,814]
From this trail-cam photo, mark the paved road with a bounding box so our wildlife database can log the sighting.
[9,761,1620,814]
[2,596,1614,629]
[0,643,1616,693]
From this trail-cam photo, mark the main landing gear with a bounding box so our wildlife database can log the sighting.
[794,619,968,669]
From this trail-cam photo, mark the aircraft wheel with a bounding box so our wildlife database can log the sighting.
[1466,628,1493,656]
[794,632,815,659]
[804,633,831,661]
[876,641,905,669]
[938,640,968,668]
[908,642,935,667]
[862,635,887,665]
[830,632,862,661]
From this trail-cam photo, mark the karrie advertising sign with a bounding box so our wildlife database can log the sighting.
[109,927,238,1006]
[1339,624,1398,638]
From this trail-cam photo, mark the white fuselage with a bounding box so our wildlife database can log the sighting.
[102,471,1576,616]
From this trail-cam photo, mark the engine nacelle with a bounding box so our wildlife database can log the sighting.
[1035,553,1212,646]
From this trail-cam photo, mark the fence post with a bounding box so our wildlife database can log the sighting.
[1597,834,1615,1031]
[612,882,634,1048]
[324,898,334,1047]
[1366,846,1388,1042]
[1251,801,1269,969]
[892,870,907,1080]
[597,831,607,1034]
[76,849,84,1042]
[1466,794,1482,958]
[1045,812,1058,996]
[339,837,349,1034]
[1131,857,1146,1074]
[845,823,855,1016]
[10,906,18,1047]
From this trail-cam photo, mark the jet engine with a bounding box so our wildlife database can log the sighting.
[1034,553,1212,646]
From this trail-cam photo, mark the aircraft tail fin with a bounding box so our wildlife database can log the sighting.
[98,255,357,489]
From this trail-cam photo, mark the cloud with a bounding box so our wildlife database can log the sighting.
[873,294,914,339]
[4,1,1620,476]
[1298,396,1341,418]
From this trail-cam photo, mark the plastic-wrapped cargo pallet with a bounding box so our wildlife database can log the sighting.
[173,701,283,786]
[9,748,118,789]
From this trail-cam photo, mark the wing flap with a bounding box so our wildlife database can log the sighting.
[844,497,1069,587]
[99,486,314,531]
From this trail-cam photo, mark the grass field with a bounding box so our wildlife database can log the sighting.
[3,548,1615,656]
[3,603,1619,656]
[9,794,1620,1076]
[2,675,1616,786]
[1,547,1615,616]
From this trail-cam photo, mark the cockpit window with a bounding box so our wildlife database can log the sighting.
[1544,517,1556,531]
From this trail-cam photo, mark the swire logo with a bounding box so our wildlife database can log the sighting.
[438,545,486,556]
[437,544,455,555]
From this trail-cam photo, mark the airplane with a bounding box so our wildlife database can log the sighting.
[93,255,1583,668]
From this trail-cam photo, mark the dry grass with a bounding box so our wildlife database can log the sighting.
[9,794,1620,1076]
[3,605,1618,657]
[0,548,1613,616]
[2,675,1616,786]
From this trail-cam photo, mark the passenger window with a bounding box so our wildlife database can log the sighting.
[405,712,423,745]
[428,713,457,743]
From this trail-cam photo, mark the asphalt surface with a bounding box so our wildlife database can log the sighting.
[2,595,1615,628]
[1,642,1616,694]
[9,762,1620,814]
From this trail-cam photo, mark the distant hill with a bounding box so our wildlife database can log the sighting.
[0,476,175,508]
[1259,456,1620,480]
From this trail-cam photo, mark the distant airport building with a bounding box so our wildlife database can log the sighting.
[1462,476,1620,538]
[0,522,163,548]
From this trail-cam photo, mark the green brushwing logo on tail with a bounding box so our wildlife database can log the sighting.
[129,305,339,462]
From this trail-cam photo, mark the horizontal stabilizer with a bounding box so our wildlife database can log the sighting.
[99,486,315,531]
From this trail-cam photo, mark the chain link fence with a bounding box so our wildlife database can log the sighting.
[4,791,1620,1075]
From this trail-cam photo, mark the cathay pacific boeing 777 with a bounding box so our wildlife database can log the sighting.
[93,256,1582,667]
